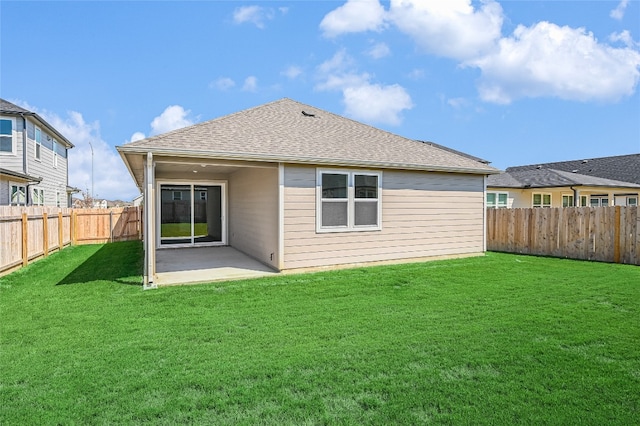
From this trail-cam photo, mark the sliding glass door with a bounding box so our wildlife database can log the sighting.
[159,183,225,247]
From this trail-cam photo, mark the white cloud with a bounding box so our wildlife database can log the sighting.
[315,50,413,125]
[150,105,195,135]
[471,22,640,104]
[20,105,140,201]
[242,76,258,92]
[128,132,145,143]
[210,77,236,91]
[389,0,504,61]
[233,5,275,29]
[609,30,638,48]
[320,0,387,38]
[610,0,629,20]
[281,65,303,79]
[407,68,425,80]
[447,97,471,109]
[343,83,413,125]
[366,42,391,59]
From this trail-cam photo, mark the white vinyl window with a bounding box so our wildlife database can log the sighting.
[53,140,58,168]
[562,194,574,207]
[590,195,609,207]
[56,191,61,207]
[487,192,508,208]
[580,195,588,207]
[10,183,26,206]
[1,117,16,154]
[533,193,551,208]
[628,196,638,206]
[33,188,44,206]
[35,126,42,161]
[317,169,382,232]
[173,191,182,201]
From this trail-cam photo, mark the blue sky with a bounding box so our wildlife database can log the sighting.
[2,0,639,201]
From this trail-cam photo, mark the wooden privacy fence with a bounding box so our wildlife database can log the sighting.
[0,206,142,276]
[487,206,639,265]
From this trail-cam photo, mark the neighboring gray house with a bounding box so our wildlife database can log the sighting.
[117,98,499,285]
[487,154,640,208]
[0,99,75,207]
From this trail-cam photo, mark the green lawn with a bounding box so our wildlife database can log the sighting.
[1,242,639,424]
[161,222,208,237]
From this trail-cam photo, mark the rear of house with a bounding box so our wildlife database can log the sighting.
[117,98,498,286]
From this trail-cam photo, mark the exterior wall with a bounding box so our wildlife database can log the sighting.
[24,118,69,206]
[0,115,69,206]
[0,115,24,172]
[491,187,640,208]
[228,167,279,269]
[282,165,485,270]
[0,177,9,205]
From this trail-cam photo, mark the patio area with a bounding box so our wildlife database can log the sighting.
[154,246,279,286]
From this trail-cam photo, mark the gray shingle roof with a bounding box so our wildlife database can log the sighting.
[119,98,498,174]
[0,99,31,114]
[487,168,640,189]
[506,154,640,185]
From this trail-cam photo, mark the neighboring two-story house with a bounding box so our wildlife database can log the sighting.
[487,154,640,208]
[0,99,75,207]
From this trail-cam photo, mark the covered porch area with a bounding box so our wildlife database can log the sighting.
[155,246,279,286]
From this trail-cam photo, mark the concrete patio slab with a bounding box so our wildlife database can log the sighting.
[155,246,278,286]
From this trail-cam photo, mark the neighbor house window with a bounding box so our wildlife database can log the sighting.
[200,191,207,200]
[1,117,15,154]
[10,183,26,206]
[56,191,61,207]
[172,191,182,201]
[562,195,574,207]
[33,188,44,206]
[628,197,638,206]
[533,193,551,208]
[487,192,508,208]
[35,126,42,161]
[317,169,381,232]
[590,195,609,207]
[53,140,58,168]
[580,196,588,207]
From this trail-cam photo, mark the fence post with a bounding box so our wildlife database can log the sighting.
[110,210,113,243]
[58,212,63,250]
[72,210,77,245]
[613,205,621,264]
[43,212,49,257]
[22,212,28,267]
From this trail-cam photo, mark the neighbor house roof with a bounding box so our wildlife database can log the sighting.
[0,167,42,183]
[506,154,640,185]
[118,98,499,176]
[488,168,640,189]
[0,98,74,148]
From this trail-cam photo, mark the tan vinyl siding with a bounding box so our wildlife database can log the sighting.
[283,165,485,270]
[228,167,279,269]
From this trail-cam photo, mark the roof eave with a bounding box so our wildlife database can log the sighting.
[1,110,74,148]
[116,146,500,175]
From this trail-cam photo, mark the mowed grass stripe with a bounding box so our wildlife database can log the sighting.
[1,241,638,424]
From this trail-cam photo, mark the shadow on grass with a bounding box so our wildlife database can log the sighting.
[57,241,143,286]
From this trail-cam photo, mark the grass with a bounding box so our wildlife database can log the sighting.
[1,242,639,424]
[161,222,208,237]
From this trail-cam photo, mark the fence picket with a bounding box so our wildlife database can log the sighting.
[487,206,639,265]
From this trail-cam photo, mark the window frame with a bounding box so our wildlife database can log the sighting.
[34,125,42,161]
[562,194,574,207]
[316,169,382,233]
[0,117,16,155]
[532,193,552,208]
[32,187,44,206]
[628,196,638,207]
[172,191,182,201]
[52,140,58,168]
[590,195,609,207]
[9,182,27,206]
[486,191,508,208]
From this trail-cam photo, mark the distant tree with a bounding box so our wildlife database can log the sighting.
[78,189,94,208]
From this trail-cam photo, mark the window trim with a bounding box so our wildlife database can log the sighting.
[562,194,574,207]
[316,169,382,233]
[34,125,42,161]
[532,192,552,208]
[486,191,508,208]
[32,187,44,206]
[0,116,16,155]
[52,140,58,168]
[590,195,609,207]
[9,182,27,206]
